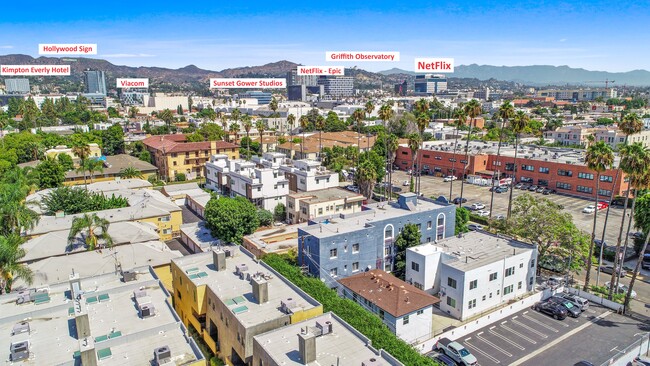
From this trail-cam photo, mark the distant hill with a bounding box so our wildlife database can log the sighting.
[378,68,415,76]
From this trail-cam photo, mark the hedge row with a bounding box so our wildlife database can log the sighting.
[263,254,437,366]
[469,213,489,226]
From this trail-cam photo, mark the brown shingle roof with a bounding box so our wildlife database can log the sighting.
[338,269,439,318]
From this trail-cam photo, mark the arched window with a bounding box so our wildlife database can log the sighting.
[436,213,446,240]
[384,224,394,241]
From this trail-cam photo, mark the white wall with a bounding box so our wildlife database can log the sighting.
[395,306,434,344]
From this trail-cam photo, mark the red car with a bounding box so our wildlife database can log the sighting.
[597,201,609,210]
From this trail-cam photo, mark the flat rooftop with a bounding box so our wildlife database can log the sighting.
[0,267,203,366]
[180,222,220,251]
[172,247,320,328]
[289,187,364,204]
[243,223,308,254]
[254,312,403,366]
[410,231,534,272]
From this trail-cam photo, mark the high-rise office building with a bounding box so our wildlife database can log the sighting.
[414,74,447,95]
[286,67,319,86]
[4,79,30,94]
[240,91,272,105]
[394,80,407,96]
[317,76,354,97]
[83,70,107,95]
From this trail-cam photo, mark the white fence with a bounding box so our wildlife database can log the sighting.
[565,287,624,313]
[416,288,553,354]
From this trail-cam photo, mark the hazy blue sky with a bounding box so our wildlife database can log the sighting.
[1,1,647,72]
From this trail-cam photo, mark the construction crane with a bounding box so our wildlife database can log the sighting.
[585,79,616,89]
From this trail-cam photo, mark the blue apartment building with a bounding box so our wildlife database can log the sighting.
[298,193,456,285]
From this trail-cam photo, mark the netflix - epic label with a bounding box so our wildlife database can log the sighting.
[297,66,344,75]
[414,58,455,73]
[116,78,149,88]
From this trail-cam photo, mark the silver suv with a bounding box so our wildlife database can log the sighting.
[559,293,589,311]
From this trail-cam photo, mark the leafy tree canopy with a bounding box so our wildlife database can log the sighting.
[204,196,260,244]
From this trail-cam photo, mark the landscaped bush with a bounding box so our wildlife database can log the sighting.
[590,285,624,304]
[469,213,489,225]
[42,186,129,215]
[262,254,437,366]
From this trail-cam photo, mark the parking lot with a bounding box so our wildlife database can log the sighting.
[439,304,649,366]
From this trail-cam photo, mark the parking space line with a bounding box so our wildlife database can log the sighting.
[511,318,549,338]
[500,323,537,344]
[522,313,560,332]
[465,338,501,364]
[489,326,525,350]
[476,332,513,357]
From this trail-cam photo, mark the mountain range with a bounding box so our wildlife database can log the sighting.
[379,64,650,86]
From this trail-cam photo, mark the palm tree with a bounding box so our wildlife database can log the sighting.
[229,123,240,145]
[608,143,649,296]
[287,114,296,137]
[407,133,422,193]
[81,159,104,184]
[220,113,229,139]
[269,97,279,134]
[119,166,144,179]
[459,99,481,205]
[68,213,114,251]
[0,185,39,237]
[387,134,399,202]
[299,115,309,159]
[489,101,514,220]
[71,143,91,186]
[0,235,33,294]
[365,101,374,117]
[624,169,650,310]
[128,106,139,119]
[256,120,266,154]
[158,109,174,130]
[231,108,241,127]
[379,104,395,200]
[583,141,614,291]
[414,98,430,116]
[314,115,325,161]
[242,115,253,160]
[449,108,466,201]
[506,111,530,218]
[415,112,429,196]
[356,159,378,200]
[352,109,366,171]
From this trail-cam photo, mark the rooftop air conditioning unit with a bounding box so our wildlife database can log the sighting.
[235,264,249,275]
[122,270,137,282]
[10,341,29,362]
[12,321,30,336]
[281,298,297,314]
[133,289,147,299]
[154,346,172,365]
[15,289,35,305]
[316,319,333,335]
[139,303,156,318]
[224,248,233,257]
[362,358,383,366]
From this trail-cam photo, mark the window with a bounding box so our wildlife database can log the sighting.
[427,221,432,229]
[556,182,572,190]
[531,259,535,268]
[558,169,573,177]
[330,268,338,277]
[384,225,393,239]
[468,299,477,309]
[159,215,171,222]
[521,164,534,171]
[435,156,442,160]
[411,262,420,272]
[538,179,548,187]
[504,284,514,295]
[482,295,486,301]
[417,309,424,315]
[599,189,612,197]
[539,167,549,174]
[505,266,515,277]
[505,163,515,171]
[600,175,613,183]
[520,177,533,183]
[379,309,385,320]
[352,262,359,272]
[446,297,456,308]
[578,172,594,180]
[352,244,359,253]
[330,249,337,258]
[489,292,493,299]
[447,277,457,289]
[403,315,410,325]
[414,282,423,290]
[529,277,534,286]
[469,280,478,290]
[518,281,523,290]
[449,158,456,162]
[318,208,323,215]
[489,272,498,281]
[519,263,524,268]
[577,185,593,193]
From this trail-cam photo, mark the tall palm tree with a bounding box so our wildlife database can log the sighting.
[220,113,228,138]
[407,133,422,193]
[81,159,104,184]
[231,108,241,129]
[315,115,325,161]
[608,143,649,296]
[71,143,91,186]
[287,114,296,137]
[229,123,240,145]
[158,109,174,130]
[490,101,514,220]
[256,120,266,154]
[68,213,114,251]
[299,115,309,159]
[119,166,144,179]
[459,99,482,205]
[624,169,650,310]
[352,109,366,170]
[583,141,614,291]
[414,98,430,117]
[0,185,39,237]
[450,108,466,201]
[269,97,279,134]
[365,100,375,117]
[379,104,395,200]
[387,134,399,202]
[415,112,429,196]
[0,234,33,294]
[356,159,378,200]
[506,111,530,218]
[242,115,253,160]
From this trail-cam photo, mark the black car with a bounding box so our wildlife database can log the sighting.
[542,189,556,195]
[547,296,581,318]
[533,300,568,320]
[432,353,457,366]
[495,186,508,193]
[452,197,468,204]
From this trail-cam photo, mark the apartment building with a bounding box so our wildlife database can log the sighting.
[298,193,456,284]
[286,187,364,224]
[339,270,439,343]
[143,134,239,181]
[276,131,376,160]
[406,231,537,321]
[170,246,322,365]
[535,88,616,101]
[279,159,339,192]
[543,126,595,146]
[62,154,158,186]
[45,143,102,160]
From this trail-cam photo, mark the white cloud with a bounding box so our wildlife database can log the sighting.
[0,45,14,49]
[559,38,567,42]
[101,53,156,58]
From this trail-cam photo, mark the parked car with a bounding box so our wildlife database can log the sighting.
[605,281,637,298]
[494,214,506,220]
[533,301,568,320]
[468,223,483,231]
[435,338,478,366]
[542,189,557,195]
[346,185,359,193]
[431,353,457,366]
[597,201,609,210]
[453,197,468,204]
[633,356,650,366]
[547,296,581,318]
[598,265,627,277]
[514,183,524,189]
[495,186,508,193]
[443,176,457,182]
[575,361,595,366]
[536,187,546,193]
[470,203,486,210]
[402,180,409,186]
[475,210,490,217]
[528,185,539,191]
[558,293,590,311]
[582,205,596,214]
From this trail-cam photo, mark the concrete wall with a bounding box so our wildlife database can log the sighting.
[566,287,623,312]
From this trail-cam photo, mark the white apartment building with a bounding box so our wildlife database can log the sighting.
[286,187,364,224]
[279,159,339,192]
[204,154,241,193]
[405,231,537,321]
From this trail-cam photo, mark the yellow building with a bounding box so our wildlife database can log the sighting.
[171,246,322,365]
[143,134,239,181]
[45,143,102,159]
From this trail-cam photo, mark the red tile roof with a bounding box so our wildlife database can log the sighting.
[338,269,440,317]
[142,134,238,153]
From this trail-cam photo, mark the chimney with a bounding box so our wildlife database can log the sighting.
[75,313,91,339]
[252,276,269,304]
[80,347,97,366]
[212,248,226,271]
[210,140,217,152]
[298,331,316,364]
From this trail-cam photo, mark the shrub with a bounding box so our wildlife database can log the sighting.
[42,187,129,215]
[257,209,273,227]
[175,173,187,182]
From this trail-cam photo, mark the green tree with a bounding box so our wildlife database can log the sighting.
[159,109,175,129]
[323,111,346,132]
[299,115,309,158]
[455,207,470,235]
[459,99,482,204]
[449,108,467,201]
[627,186,650,308]
[71,143,91,186]
[128,106,139,118]
[57,153,74,171]
[489,101,514,221]
[67,213,114,251]
[242,115,253,159]
[256,120,266,154]
[356,159,378,199]
[407,133,422,192]
[274,203,286,222]
[507,110,530,218]
[583,141,614,291]
[138,150,152,163]
[393,223,421,280]
[315,115,325,161]
[0,234,33,294]
[286,113,296,136]
[120,166,144,179]
[0,184,40,237]
[83,159,105,183]
[35,156,65,189]
[101,124,125,155]
[257,209,273,227]
[352,109,366,168]
[175,172,187,182]
[378,104,395,200]
[269,97,279,134]
[107,106,120,118]
[204,196,260,244]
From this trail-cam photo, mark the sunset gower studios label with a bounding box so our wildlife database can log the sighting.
[209,78,286,88]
